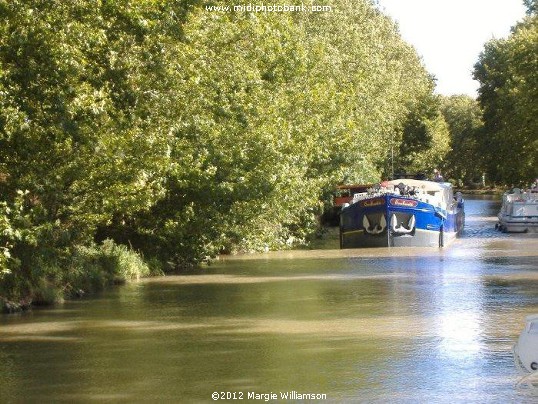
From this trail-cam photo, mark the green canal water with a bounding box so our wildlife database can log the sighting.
[1,197,538,403]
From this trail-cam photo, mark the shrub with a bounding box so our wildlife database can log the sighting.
[65,239,150,296]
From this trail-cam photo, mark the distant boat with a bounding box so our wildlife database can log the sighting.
[319,184,377,226]
[496,184,538,233]
[339,179,464,248]
[333,184,376,211]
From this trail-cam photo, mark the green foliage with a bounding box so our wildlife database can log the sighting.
[439,95,485,185]
[0,237,149,306]
[0,0,445,302]
[474,14,538,185]
[66,240,150,294]
[295,0,439,183]
[524,0,537,15]
[395,94,451,175]
[0,202,15,278]
[0,190,65,297]
[0,0,175,300]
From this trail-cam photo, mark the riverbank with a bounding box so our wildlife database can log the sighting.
[0,193,520,314]
[0,239,158,314]
[455,187,505,195]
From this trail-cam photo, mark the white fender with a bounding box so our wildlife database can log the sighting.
[362,215,370,231]
[363,215,387,235]
[390,214,397,231]
[408,215,416,230]
[391,214,415,234]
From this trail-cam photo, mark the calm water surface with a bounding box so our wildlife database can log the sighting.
[1,196,538,403]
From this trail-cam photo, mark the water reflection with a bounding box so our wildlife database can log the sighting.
[1,197,537,402]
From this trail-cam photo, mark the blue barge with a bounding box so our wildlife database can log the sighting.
[339,179,465,248]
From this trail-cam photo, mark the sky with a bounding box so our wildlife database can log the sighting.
[376,0,528,97]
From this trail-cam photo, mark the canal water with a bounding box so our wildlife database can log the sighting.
[1,196,537,403]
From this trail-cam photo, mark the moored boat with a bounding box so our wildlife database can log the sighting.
[339,179,464,248]
[496,182,538,233]
[333,184,375,211]
[323,184,375,225]
[513,315,538,389]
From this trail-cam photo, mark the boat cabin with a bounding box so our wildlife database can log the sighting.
[334,184,375,208]
[382,179,459,210]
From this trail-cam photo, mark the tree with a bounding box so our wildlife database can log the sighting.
[474,12,537,185]
[0,0,178,296]
[439,95,484,186]
[524,0,537,15]
[395,94,451,176]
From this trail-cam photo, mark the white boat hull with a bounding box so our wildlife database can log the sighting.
[497,214,538,233]
[497,188,538,233]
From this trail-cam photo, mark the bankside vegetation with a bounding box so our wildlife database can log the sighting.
[0,0,534,307]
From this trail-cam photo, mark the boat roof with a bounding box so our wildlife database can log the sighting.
[385,179,451,192]
[335,183,376,190]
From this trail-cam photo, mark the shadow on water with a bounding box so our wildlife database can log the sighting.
[0,197,537,402]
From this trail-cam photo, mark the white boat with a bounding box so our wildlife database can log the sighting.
[513,315,538,389]
[497,182,538,233]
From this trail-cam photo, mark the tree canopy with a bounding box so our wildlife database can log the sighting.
[1,0,450,302]
[473,7,537,185]
[439,95,484,186]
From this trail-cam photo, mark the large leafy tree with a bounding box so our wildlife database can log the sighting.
[0,0,179,289]
[124,6,324,260]
[439,95,484,185]
[474,7,537,185]
[109,0,444,262]
[395,93,450,176]
[296,0,440,183]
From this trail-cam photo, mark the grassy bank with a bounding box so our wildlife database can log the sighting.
[0,239,160,313]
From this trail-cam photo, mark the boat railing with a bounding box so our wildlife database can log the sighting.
[351,192,371,204]
[505,191,538,203]
[349,186,445,209]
